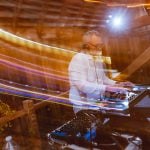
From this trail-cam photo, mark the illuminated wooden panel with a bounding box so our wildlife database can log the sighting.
[115,46,150,80]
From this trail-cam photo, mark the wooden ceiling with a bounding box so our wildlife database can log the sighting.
[0,0,146,28]
[0,0,150,41]
[0,0,107,28]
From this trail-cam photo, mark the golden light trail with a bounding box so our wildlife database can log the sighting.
[0,29,75,55]
[84,0,150,8]
[84,0,105,4]
[108,3,150,8]
[0,29,112,65]
[127,3,150,8]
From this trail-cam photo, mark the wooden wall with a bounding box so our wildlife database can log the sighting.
[106,31,150,84]
[0,26,149,92]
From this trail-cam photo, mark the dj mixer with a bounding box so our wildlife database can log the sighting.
[47,86,150,149]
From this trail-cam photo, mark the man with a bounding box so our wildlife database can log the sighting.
[68,30,133,113]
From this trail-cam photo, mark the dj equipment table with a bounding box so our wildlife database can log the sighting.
[47,86,150,149]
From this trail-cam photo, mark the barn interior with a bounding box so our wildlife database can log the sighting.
[0,0,150,149]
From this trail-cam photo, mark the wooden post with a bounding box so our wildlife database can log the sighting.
[23,100,42,150]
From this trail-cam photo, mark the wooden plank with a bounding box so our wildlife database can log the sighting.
[0,110,26,125]
[115,46,150,80]
[23,100,41,148]
[23,100,40,136]
[34,101,50,110]
[0,1,105,16]
[0,100,49,125]
[130,15,150,29]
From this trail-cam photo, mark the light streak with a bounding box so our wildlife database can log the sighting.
[84,0,150,8]
[0,79,58,94]
[84,0,105,4]
[0,29,112,66]
[127,3,150,8]
[0,82,102,109]
[0,82,127,111]
[0,29,75,55]
[0,53,69,76]
[0,51,111,78]
[0,57,69,82]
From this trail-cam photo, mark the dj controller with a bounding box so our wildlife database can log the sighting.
[47,86,150,149]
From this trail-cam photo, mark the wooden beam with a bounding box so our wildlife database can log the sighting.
[23,100,40,136]
[0,100,50,125]
[0,13,104,22]
[0,22,100,27]
[0,0,106,19]
[0,110,26,125]
[115,46,150,80]
[130,15,150,29]
[0,1,105,14]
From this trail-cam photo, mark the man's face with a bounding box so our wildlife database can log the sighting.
[90,34,103,46]
[87,35,103,55]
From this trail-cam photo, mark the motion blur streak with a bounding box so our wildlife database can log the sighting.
[0,58,68,82]
[0,82,100,108]
[0,29,75,55]
[0,54,69,82]
[0,29,113,109]
[84,0,150,8]
[127,3,150,8]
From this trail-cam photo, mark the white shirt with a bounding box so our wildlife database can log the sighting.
[68,52,115,113]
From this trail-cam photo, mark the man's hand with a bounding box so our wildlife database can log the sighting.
[116,81,135,89]
[106,86,128,93]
